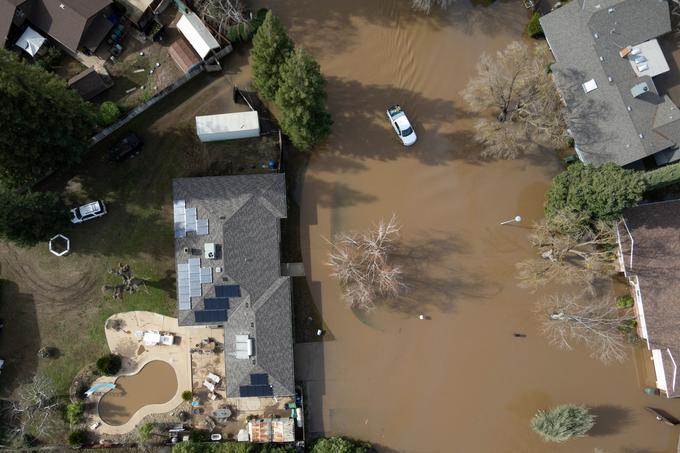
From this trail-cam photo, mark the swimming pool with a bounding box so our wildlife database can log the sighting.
[98,360,178,426]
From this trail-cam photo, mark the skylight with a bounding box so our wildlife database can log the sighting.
[582,79,598,93]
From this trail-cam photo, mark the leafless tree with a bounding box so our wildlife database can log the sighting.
[410,0,455,13]
[194,0,247,40]
[463,41,567,159]
[672,0,680,43]
[517,210,617,291]
[537,293,634,364]
[5,375,61,442]
[105,263,147,299]
[326,215,404,311]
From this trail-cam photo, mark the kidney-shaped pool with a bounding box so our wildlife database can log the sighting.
[98,360,178,426]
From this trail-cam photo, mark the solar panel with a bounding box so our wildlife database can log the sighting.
[250,373,268,385]
[215,285,241,298]
[194,309,227,323]
[199,267,212,284]
[239,385,273,397]
[196,218,209,236]
[204,298,228,310]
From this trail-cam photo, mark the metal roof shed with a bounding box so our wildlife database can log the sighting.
[195,111,260,142]
[176,11,219,59]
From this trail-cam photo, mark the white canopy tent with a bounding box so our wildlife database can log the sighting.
[15,27,46,57]
[176,12,219,59]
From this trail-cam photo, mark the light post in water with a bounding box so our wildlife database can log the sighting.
[500,215,522,226]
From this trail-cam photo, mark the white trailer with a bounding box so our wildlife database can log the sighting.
[195,111,260,142]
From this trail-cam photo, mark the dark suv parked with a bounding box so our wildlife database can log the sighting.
[109,132,143,162]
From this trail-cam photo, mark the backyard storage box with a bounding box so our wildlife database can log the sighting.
[195,111,260,142]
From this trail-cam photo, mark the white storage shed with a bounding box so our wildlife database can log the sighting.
[195,111,260,142]
[176,12,220,59]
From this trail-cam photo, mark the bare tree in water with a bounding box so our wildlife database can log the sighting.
[194,0,247,39]
[537,294,634,364]
[517,210,617,291]
[410,0,455,13]
[463,41,567,159]
[326,215,404,311]
[5,375,61,442]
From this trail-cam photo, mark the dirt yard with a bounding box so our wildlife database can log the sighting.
[0,49,279,405]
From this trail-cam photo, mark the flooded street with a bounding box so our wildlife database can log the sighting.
[262,0,680,451]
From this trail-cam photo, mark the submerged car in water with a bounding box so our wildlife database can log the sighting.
[70,200,107,224]
[386,105,417,146]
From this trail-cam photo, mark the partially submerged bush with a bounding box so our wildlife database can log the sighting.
[96,354,121,376]
[531,404,595,442]
[309,436,375,453]
[527,12,544,38]
[65,402,83,426]
[616,295,634,309]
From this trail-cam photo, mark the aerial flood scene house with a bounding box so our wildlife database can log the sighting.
[2,0,680,452]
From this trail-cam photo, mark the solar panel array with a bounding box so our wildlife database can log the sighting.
[204,298,229,310]
[173,199,209,238]
[215,285,241,298]
[194,309,227,323]
[250,373,269,385]
[177,258,213,310]
[239,384,273,397]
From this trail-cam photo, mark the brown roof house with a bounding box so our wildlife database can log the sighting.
[1,0,115,53]
[617,200,680,396]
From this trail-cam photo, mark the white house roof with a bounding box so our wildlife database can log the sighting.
[195,111,260,135]
[176,12,219,59]
[15,26,46,57]
[628,39,670,78]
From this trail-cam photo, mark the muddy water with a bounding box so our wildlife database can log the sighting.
[258,1,680,452]
[98,361,177,426]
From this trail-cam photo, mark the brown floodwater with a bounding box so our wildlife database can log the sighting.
[258,0,680,452]
[98,360,178,426]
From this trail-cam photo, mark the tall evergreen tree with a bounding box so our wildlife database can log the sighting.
[0,190,68,246]
[276,47,332,150]
[0,49,95,188]
[250,10,293,101]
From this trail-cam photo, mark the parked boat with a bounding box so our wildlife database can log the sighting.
[646,407,679,426]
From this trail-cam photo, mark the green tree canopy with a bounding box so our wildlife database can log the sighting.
[251,10,293,101]
[531,404,595,442]
[0,190,68,246]
[65,402,83,426]
[276,47,332,150]
[309,436,374,453]
[544,163,646,224]
[0,49,95,188]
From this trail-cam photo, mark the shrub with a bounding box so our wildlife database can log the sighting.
[531,405,595,442]
[616,295,634,309]
[182,390,193,401]
[618,318,637,333]
[527,12,543,38]
[545,163,647,224]
[250,8,269,33]
[644,162,680,191]
[65,402,83,426]
[138,422,154,443]
[226,22,252,43]
[68,429,88,447]
[96,354,121,376]
[188,429,210,443]
[309,436,374,453]
[97,101,120,127]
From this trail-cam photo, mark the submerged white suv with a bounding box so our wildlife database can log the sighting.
[70,200,107,224]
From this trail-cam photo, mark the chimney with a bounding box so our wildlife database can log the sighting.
[619,46,632,58]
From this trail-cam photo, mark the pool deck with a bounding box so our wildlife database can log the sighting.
[89,311,221,435]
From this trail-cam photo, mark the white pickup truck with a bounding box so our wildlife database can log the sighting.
[386,105,417,146]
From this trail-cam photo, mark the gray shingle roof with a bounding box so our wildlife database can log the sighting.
[172,174,294,398]
[619,200,680,396]
[541,0,680,167]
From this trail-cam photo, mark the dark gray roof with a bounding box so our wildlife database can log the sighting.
[0,0,26,45]
[172,174,294,398]
[619,200,680,396]
[541,0,680,167]
[67,67,111,100]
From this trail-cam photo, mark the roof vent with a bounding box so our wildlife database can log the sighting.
[607,76,613,82]
[627,106,632,111]
[582,79,598,93]
[204,243,217,259]
[608,7,615,12]
[639,133,644,139]
[599,56,604,62]
[59,3,65,9]
[630,82,650,98]
[593,32,599,39]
